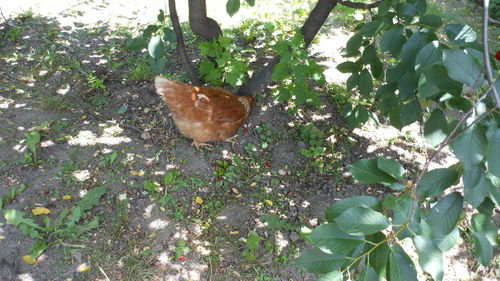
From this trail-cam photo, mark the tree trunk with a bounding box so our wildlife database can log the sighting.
[188,0,222,40]
[237,0,338,96]
[168,0,202,85]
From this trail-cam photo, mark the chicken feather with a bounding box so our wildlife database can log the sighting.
[154,76,254,147]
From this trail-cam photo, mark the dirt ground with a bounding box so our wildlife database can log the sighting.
[0,1,498,281]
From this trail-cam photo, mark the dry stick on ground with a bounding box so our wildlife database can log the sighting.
[168,0,202,86]
[237,0,339,97]
[66,90,143,134]
[482,0,500,109]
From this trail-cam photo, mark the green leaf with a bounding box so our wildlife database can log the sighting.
[443,49,482,88]
[336,61,362,73]
[335,207,390,235]
[400,100,422,126]
[477,197,495,217]
[325,196,381,222]
[4,209,43,238]
[142,24,160,39]
[463,167,490,207]
[415,41,441,73]
[148,35,165,59]
[318,271,342,281]
[295,248,349,274]
[419,15,443,29]
[413,235,444,281]
[397,71,418,100]
[380,25,406,56]
[345,33,363,55]
[345,104,369,129]
[399,32,432,69]
[308,223,365,254]
[361,44,377,65]
[346,73,359,91]
[397,3,417,21]
[77,186,107,212]
[371,57,384,80]
[127,38,148,51]
[367,232,390,281]
[376,157,406,182]
[226,0,240,17]
[384,193,421,239]
[426,192,463,237]
[358,69,373,96]
[30,240,50,258]
[162,28,176,43]
[360,21,384,37]
[245,0,255,6]
[473,232,493,266]
[388,245,418,281]
[247,231,261,251]
[272,62,289,81]
[350,159,397,185]
[417,168,459,197]
[359,266,378,281]
[471,213,498,246]
[485,122,500,178]
[424,108,449,147]
[444,24,477,45]
[452,125,487,169]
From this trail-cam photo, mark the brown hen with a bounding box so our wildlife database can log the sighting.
[154,76,255,148]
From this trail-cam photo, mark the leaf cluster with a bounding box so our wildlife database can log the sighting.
[3,186,107,259]
[271,30,326,107]
[198,36,250,88]
[126,9,176,75]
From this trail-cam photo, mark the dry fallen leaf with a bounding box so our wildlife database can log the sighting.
[62,195,72,200]
[22,255,36,264]
[229,230,239,235]
[32,207,51,215]
[195,196,203,204]
[77,263,90,272]
[130,170,145,176]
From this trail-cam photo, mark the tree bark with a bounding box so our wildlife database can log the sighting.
[188,0,222,40]
[168,0,202,85]
[237,0,338,97]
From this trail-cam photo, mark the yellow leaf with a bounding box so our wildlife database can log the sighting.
[160,207,166,211]
[264,200,273,206]
[81,115,87,120]
[22,255,36,264]
[235,194,242,198]
[195,196,203,204]
[77,263,90,272]
[32,207,51,215]
[229,230,239,235]
[232,188,240,194]
[130,170,145,176]
[250,182,257,187]
[0,235,5,240]
[62,195,72,200]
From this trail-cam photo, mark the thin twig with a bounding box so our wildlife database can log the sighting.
[0,6,12,26]
[490,18,500,25]
[338,0,383,9]
[482,0,500,109]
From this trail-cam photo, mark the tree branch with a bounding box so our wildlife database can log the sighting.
[237,0,338,96]
[338,0,383,9]
[168,0,202,85]
[188,0,222,40]
[482,0,500,109]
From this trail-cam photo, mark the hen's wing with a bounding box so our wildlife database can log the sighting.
[193,87,248,124]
